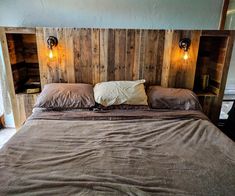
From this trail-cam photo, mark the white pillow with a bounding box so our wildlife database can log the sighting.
[94,80,148,107]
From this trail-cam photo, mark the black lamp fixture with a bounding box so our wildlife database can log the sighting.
[47,36,58,59]
[179,38,191,60]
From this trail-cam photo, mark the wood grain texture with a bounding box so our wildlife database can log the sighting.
[2,28,234,126]
[0,28,20,128]
[210,31,235,124]
[16,93,38,125]
[6,33,40,91]
[99,29,109,82]
[219,0,230,30]
[161,30,173,87]
[36,28,76,87]
[4,27,36,34]
[36,28,167,86]
[194,31,235,124]
[164,30,201,89]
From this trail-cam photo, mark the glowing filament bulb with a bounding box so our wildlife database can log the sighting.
[183,51,189,60]
[49,49,53,59]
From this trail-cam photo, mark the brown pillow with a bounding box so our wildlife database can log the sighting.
[147,86,202,110]
[34,83,95,109]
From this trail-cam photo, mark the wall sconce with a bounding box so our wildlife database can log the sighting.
[47,36,58,59]
[179,38,191,60]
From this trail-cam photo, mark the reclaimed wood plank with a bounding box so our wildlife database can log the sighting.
[36,27,50,87]
[166,30,201,89]
[73,29,82,83]
[91,29,100,84]
[99,29,108,82]
[4,27,36,34]
[107,29,115,81]
[0,28,20,128]
[156,30,165,85]
[125,29,135,80]
[132,29,141,80]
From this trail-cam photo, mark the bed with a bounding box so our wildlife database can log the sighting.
[0,82,234,195]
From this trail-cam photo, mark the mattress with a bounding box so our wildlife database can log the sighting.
[0,109,234,195]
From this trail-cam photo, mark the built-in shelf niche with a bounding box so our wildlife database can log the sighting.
[194,35,228,97]
[6,33,41,94]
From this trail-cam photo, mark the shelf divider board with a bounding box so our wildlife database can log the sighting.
[0,28,21,129]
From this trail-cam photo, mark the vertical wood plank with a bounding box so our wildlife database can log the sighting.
[132,29,141,80]
[91,29,100,84]
[156,30,165,85]
[99,29,108,82]
[144,30,154,84]
[56,28,67,83]
[184,30,201,89]
[107,29,115,81]
[114,29,126,80]
[73,28,82,83]
[64,28,75,83]
[36,27,47,88]
[161,30,173,87]
[139,30,147,80]
[125,29,135,80]
[0,28,20,128]
[47,28,59,83]
[143,30,163,85]
[79,28,92,83]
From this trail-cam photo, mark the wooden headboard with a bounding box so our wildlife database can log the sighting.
[1,27,234,127]
[35,28,201,89]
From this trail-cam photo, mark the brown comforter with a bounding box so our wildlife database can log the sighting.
[0,109,234,195]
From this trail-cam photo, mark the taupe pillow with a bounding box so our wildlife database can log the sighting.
[34,83,95,109]
[147,86,202,110]
[94,80,148,107]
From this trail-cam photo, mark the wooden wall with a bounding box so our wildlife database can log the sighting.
[1,27,234,128]
[36,28,201,89]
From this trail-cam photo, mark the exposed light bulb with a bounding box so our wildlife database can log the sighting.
[49,49,53,59]
[183,51,189,60]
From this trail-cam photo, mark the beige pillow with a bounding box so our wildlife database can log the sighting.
[94,80,148,107]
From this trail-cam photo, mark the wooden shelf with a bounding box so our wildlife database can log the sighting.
[195,91,218,97]
[6,33,40,94]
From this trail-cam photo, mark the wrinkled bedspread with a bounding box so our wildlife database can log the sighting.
[0,109,234,195]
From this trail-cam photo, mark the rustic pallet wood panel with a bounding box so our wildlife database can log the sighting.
[4,27,36,34]
[0,28,20,129]
[91,29,100,84]
[36,28,76,87]
[64,28,75,83]
[163,30,201,89]
[161,30,173,87]
[2,28,235,126]
[36,28,167,86]
[99,29,109,82]
[16,93,39,125]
